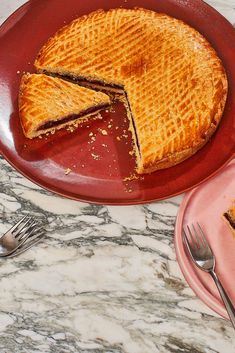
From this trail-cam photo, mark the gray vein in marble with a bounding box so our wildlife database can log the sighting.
[0,157,234,352]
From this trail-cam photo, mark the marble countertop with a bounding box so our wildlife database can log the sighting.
[0,1,234,352]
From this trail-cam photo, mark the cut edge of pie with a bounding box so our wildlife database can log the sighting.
[19,73,111,139]
[223,203,235,237]
[39,71,125,94]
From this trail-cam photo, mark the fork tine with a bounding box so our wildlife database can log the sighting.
[197,222,212,252]
[186,225,197,249]
[29,224,44,233]
[19,227,45,242]
[7,235,44,258]
[18,225,42,240]
[22,230,45,244]
[14,222,33,239]
[7,216,29,234]
[183,228,194,256]
[18,230,45,247]
[17,223,42,241]
[8,225,37,254]
[12,217,33,237]
[192,223,202,249]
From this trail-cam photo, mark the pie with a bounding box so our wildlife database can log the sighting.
[19,73,111,138]
[23,8,228,173]
[223,203,235,237]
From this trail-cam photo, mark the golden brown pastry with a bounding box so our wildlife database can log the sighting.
[224,203,235,237]
[19,73,111,138]
[35,8,228,173]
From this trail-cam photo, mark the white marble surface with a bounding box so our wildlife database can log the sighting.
[0,0,235,352]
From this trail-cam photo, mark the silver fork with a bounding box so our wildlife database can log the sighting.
[183,223,235,329]
[0,216,45,257]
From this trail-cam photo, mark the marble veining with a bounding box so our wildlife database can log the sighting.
[0,1,235,352]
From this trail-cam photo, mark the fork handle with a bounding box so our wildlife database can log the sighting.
[210,270,235,329]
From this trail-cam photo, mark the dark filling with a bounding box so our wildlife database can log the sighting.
[77,78,123,90]
[38,104,110,131]
[42,71,124,90]
[224,212,235,229]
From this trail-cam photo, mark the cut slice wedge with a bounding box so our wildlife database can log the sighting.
[19,73,111,138]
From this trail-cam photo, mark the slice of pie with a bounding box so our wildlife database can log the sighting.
[34,8,228,174]
[19,73,111,138]
[223,203,235,237]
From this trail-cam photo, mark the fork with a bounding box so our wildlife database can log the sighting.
[0,216,45,257]
[183,223,235,329]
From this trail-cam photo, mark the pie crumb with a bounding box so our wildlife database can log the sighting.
[67,126,75,132]
[100,129,108,135]
[91,153,100,160]
[123,173,144,181]
[64,168,72,175]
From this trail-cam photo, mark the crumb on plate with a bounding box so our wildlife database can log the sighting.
[64,168,72,175]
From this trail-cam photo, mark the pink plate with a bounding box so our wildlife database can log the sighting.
[175,159,235,319]
[0,0,235,204]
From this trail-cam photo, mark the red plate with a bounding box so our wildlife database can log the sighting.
[0,0,234,205]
